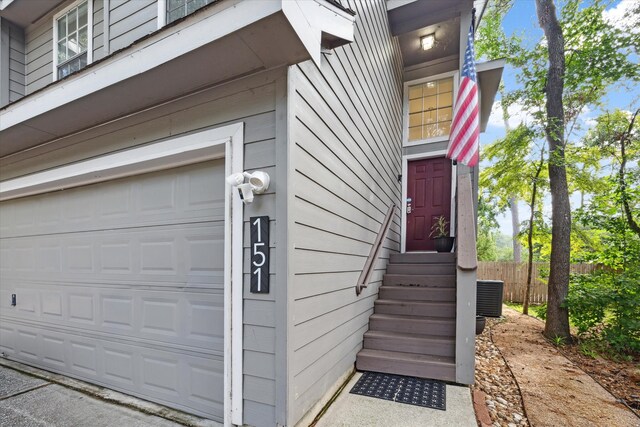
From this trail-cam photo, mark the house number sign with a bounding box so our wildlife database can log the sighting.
[250,216,270,293]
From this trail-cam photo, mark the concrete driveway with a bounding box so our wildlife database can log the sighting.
[0,364,184,427]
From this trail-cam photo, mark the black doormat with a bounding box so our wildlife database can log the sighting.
[350,371,446,410]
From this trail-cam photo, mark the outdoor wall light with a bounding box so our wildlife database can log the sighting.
[421,33,435,51]
[226,171,270,204]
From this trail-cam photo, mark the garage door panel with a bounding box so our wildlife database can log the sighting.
[0,160,225,239]
[2,285,223,351]
[0,320,224,419]
[0,162,225,420]
[1,223,224,287]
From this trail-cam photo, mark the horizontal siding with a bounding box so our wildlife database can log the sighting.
[288,0,403,424]
[3,19,26,103]
[1,69,284,427]
[93,0,105,60]
[25,17,52,94]
[109,0,157,52]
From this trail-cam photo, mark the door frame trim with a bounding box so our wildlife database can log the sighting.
[401,150,456,253]
[0,123,245,426]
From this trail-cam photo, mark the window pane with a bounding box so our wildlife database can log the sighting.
[423,110,437,124]
[438,107,452,122]
[438,78,453,93]
[58,63,71,79]
[408,85,422,100]
[409,98,422,114]
[79,53,87,68]
[437,122,451,136]
[168,0,184,11]
[78,27,88,51]
[423,95,437,111]
[58,40,67,62]
[408,126,422,141]
[409,113,422,127]
[78,2,88,28]
[69,57,81,73]
[58,16,67,38]
[67,32,79,57]
[424,81,437,96]
[438,91,452,108]
[168,7,183,23]
[68,8,77,34]
[422,124,438,139]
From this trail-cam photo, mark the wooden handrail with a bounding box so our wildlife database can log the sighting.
[456,174,477,271]
[356,203,396,296]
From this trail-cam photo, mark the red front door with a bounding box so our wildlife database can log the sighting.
[406,157,452,251]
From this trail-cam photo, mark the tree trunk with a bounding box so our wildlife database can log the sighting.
[619,109,640,238]
[535,0,572,341]
[510,198,522,262]
[524,150,545,315]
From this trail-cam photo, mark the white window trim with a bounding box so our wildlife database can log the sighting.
[402,70,459,147]
[157,0,167,28]
[401,150,457,253]
[52,0,94,82]
[0,123,245,427]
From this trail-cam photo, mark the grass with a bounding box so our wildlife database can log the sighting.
[504,301,546,320]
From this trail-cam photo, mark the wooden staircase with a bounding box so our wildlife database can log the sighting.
[356,252,457,382]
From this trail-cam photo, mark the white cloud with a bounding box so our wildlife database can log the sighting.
[487,100,536,129]
[603,0,639,35]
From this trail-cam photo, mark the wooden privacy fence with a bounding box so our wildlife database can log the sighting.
[477,262,598,304]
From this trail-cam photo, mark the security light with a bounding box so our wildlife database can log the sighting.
[226,171,271,204]
[421,34,435,51]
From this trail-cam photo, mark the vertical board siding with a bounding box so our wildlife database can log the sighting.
[289,0,403,424]
[24,18,52,94]
[1,70,284,427]
[109,0,157,52]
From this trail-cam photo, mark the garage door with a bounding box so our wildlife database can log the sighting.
[0,160,225,421]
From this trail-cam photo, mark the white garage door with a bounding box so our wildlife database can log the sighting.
[0,160,225,421]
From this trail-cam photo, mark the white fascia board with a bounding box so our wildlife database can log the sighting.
[0,0,282,131]
[282,0,354,66]
[0,126,234,201]
[0,0,15,11]
[386,0,419,11]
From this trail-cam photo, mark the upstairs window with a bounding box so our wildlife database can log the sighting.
[406,76,454,143]
[54,0,92,80]
[167,0,215,24]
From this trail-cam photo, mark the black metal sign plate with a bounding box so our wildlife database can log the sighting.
[250,216,270,293]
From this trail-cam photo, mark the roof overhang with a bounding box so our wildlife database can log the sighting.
[477,58,505,132]
[0,0,354,157]
[0,0,57,27]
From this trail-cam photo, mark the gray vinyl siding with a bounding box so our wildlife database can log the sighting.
[24,18,52,94]
[109,0,157,52]
[1,18,26,106]
[93,0,105,60]
[0,68,285,427]
[287,0,403,424]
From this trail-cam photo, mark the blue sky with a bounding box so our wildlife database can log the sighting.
[479,0,639,234]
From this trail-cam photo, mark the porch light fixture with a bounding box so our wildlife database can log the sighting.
[421,33,435,51]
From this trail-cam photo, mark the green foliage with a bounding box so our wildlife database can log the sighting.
[533,302,547,321]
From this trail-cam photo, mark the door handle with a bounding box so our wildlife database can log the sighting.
[406,198,412,214]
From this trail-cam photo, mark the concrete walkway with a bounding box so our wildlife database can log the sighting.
[0,363,189,427]
[314,372,477,427]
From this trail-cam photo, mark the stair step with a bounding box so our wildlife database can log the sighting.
[356,348,455,382]
[386,263,456,275]
[390,252,456,264]
[378,286,455,302]
[369,313,455,336]
[363,330,455,357]
[383,274,455,287]
[374,299,455,318]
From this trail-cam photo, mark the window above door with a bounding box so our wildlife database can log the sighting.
[53,0,93,81]
[403,71,458,147]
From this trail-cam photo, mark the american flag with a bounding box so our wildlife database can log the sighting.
[446,22,479,167]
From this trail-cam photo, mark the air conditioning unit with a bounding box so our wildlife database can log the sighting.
[477,280,504,317]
